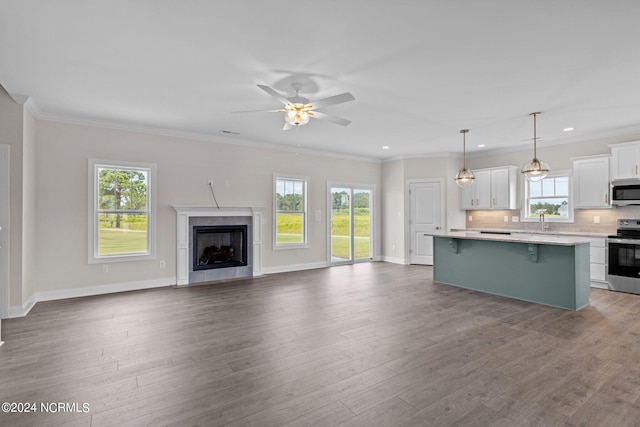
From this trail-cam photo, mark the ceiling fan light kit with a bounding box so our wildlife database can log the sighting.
[455,129,475,188]
[234,84,355,131]
[521,112,550,182]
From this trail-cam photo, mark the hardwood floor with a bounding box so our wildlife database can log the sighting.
[1,262,640,426]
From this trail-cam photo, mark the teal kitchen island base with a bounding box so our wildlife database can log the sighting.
[433,233,591,311]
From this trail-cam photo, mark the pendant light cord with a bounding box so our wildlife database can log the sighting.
[461,129,469,169]
[533,113,537,158]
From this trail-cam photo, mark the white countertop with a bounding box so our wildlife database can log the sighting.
[451,228,611,238]
[434,231,591,246]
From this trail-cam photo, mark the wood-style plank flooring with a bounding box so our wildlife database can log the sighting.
[1,262,640,426]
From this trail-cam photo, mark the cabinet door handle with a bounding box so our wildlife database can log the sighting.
[636,165,638,176]
[605,193,609,204]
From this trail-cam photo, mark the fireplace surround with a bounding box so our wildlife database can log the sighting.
[172,206,264,285]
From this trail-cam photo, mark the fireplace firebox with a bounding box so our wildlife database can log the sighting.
[193,225,247,271]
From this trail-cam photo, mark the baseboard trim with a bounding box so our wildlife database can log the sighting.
[7,277,176,318]
[8,293,37,318]
[380,256,406,265]
[262,261,329,275]
[37,277,176,303]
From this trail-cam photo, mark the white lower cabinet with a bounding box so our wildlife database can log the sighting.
[587,237,607,287]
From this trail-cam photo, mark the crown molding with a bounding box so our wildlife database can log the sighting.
[8,92,29,104]
[382,152,461,163]
[29,103,382,164]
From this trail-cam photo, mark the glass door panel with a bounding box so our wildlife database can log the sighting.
[353,189,372,260]
[331,187,351,263]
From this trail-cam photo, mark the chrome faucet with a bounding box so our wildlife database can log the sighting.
[539,211,549,232]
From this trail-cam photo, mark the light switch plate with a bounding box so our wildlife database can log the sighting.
[594,216,600,224]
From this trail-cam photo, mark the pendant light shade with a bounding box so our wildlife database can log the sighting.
[521,112,550,182]
[455,129,475,188]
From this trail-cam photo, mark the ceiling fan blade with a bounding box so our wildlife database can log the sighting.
[309,92,355,109]
[311,111,351,126]
[232,108,281,113]
[257,85,291,105]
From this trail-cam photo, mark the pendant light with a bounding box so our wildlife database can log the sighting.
[454,129,475,187]
[521,112,550,182]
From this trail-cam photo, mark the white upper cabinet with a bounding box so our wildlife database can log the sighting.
[459,166,519,210]
[572,155,611,209]
[474,170,492,209]
[610,142,640,181]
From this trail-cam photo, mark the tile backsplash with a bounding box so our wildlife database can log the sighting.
[464,206,640,234]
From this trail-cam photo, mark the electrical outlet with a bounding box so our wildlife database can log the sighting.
[468,215,472,221]
[159,260,165,269]
[594,216,600,224]
[207,179,212,186]
[102,264,109,273]
[512,216,519,223]
[504,216,509,222]
[224,179,230,188]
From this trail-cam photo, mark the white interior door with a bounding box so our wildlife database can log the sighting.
[409,181,443,265]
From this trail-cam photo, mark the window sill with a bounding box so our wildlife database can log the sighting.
[520,218,574,224]
[273,244,310,251]
[89,253,156,264]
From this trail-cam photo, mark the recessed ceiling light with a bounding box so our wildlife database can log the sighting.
[477,144,486,148]
[563,127,574,132]
[382,145,390,150]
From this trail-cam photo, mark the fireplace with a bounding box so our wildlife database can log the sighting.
[172,205,264,285]
[193,225,247,270]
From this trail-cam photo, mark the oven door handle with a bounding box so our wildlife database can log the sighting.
[608,238,640,245]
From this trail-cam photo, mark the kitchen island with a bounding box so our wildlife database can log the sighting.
[433,232,591,311]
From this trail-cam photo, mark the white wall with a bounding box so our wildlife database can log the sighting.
[380,155,466,264]
[22,105,37,301]
[468,134,640,171]
[0,86,25,311]
[381,159,404,262]
[33,119,382,295]
[403,156,466,231]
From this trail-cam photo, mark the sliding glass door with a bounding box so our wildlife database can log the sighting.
[329,185,373,264]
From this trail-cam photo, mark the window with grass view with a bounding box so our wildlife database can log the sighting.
[523,172,572,221]
[89,160,156,262]
[274,176,307,247]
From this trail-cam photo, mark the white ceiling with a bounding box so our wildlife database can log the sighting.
[2,1,640,161]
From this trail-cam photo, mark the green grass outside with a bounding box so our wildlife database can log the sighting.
[275,210,371,259]
[98,229,148,255]
[331,235,371,260]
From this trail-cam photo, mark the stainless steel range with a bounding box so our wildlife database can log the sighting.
[608,219,640,295]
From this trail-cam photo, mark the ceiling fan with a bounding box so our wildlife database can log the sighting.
[234,84,355,130]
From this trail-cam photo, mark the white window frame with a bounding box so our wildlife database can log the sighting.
[521,169,574,223]
[88,159,157,263]
[273,174,309,250]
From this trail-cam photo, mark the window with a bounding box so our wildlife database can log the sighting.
[522,171,573,222]
[89,159,156,263]
[274,175,308,248]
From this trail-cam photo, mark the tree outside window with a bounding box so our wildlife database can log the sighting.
[89,160,156,262]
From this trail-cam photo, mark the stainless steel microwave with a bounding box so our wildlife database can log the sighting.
[612,183,640,205]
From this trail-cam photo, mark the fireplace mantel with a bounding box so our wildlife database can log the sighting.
[172,205,265,285]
